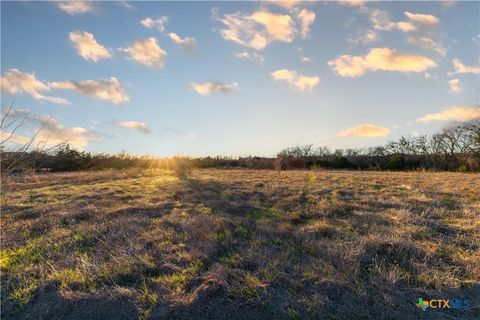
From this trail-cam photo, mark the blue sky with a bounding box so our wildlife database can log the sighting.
[1,0,479,157]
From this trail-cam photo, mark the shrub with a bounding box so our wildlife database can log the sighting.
[52,145,92,172]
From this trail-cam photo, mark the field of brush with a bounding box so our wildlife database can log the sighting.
[1,169,479,319]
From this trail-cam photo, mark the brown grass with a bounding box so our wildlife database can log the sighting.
[1,169,479,319]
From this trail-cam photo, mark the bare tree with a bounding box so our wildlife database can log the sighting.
[1,103,65,175]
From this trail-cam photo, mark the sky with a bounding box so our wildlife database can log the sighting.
[1,0,479,157]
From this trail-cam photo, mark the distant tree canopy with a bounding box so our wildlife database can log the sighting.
[53,145,93,172]
[1,120,479,173]
[276,120,480,172]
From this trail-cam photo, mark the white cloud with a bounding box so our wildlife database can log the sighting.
[448,78,462,93]
[0,132,31,145]
[168,33,197,51]
[69,31,111,62]
[417,107,480,122]
[141,16,168,32]
[300,55,312,63]
[369,9,439,33]
[122,38,167,68]
[448,58,480,75]
[217,6,317,49]
[407,36,446,56]
[271,69,319,91]
[338,124,391,137]
[347,29,379,46]
[118,1,136,10]
[57,1,94,15]
[395,21,417,32]
[424,72,433,79]
[2,112,100,149]
[1,70,129,105]
[219,10,295,50]
[404,11,439,26]
[473,34,480,46]
[368,9,394,31]
[190,81,238,96]
[49,77,129,104]
[297,9,315,39]
[347,8,440,50]
[0,69,69,105]
[37,116,100,148]
[328,47,437,77]
[234,51,265,65]
[113,121,151,133]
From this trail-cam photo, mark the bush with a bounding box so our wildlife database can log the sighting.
[53,145,92,172]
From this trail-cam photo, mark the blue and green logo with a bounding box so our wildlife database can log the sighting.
[416,298,470,311]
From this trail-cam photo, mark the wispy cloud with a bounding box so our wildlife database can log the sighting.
[122,38,167,68]
[168,33,197,52]
[218,10,295,50]
[216,4,317,50]
[448,78,462,93]
[297,9,315,39]
[69,31,111,62]
[300,55,312,63]
[417,107,480,122]
[448,58,480,75]
[0,132,31,145]
[141,16,168,32]
[234,51,265,65]
[347,29,379,46]
[328,47,437,77]
[37,116,100,148]
[2,111,100,149]
[0,69,69,105]
[1,69,129,105]
[113,121,151,133]
[348,8,442,52]
[57,1,94,15]
[118,1,136,10]
[49,77,129,105]
[404,12,439,25]
[338,124,391,137]
[407,36,446,56]
[474,34,480,47]
[369,9,439,33]
[368,9,400,31]
[271,69,319,91]
[190,81,238,96]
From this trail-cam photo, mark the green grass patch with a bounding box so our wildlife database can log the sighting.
[49,267,96,291]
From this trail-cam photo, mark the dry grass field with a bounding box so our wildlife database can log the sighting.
[1,169,479,319]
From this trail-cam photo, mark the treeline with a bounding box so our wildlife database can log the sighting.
[276,120,479,172]
[0,146,274,174]
[1,120,479,173]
